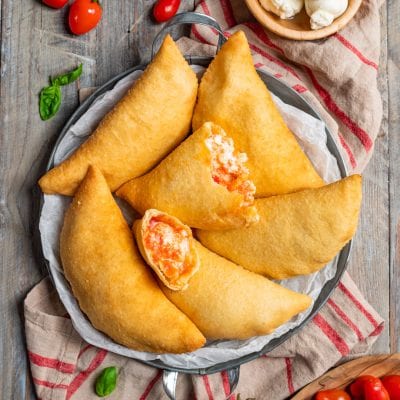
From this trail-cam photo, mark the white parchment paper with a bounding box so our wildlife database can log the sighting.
[39,66,341,370]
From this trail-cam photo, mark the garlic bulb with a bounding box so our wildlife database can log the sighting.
[259,0,304,20]
[305,0,348,30]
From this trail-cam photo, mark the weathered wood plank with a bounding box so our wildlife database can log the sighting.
[346,147,390,355]
[387,0,400,353]
[0,1,395,399]
[345,1,390,354]
[0,2,46,399]
[0,2,196,399]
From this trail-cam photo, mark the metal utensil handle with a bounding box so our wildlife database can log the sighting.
[163,370,178,400]
[162,367,240,400]
[151,12,227,59]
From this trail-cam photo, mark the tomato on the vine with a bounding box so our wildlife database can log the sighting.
[153,0,181,23]
[363,380,390,400]
[314,389,351,400]
[382,375,400,400]
[315,374,400,400]
[68,0,102,35]
[350,375,382,399]
[42,0,68,9]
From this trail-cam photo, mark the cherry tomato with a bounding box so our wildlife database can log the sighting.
[153,0,181,23]
[68,0,102,35]
[382,375,400,400]
[42,0,68,9]
[350,375,383,399]
[364,380,390,400]
[315,389,351,400]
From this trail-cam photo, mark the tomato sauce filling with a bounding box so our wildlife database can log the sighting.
[205,132,255,206]
[144,215,193,283]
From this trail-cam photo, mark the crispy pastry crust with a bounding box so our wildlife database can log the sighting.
[162,240,312,340]
[60,166,205,353]
[117,122,259,230]
[192,31,324,197]
[39,35,198,196]
[197,175,362,279]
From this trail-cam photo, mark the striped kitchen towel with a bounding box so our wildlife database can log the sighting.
[178,0,383,173]
[25,273,383,400]
[25,0,385,398]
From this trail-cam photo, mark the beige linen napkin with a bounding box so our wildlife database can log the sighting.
[26,0,385,398]
[182,0,383,173]
[25,273,383,400]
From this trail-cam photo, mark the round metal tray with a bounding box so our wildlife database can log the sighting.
[36,12,351,398]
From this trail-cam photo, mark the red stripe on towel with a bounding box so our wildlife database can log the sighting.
[28,351,75,374]
[203,375,215,400]
[305,67,373,150]
[334,33,378,70]
[244,22,285,55]
[328,298,364,341]
[33,377,69,390]
[192,24,210,44]
[249,42,301,80]
[224,31,302,81]
[313,314,349,356]
[78,344,92,359]
[221,370,236,400]
[139,370,162,400]
[285,358,295,394]
[200,2,220,36]
[338,133,357,169]
[201,1,212,15]
[338,282,380,328]
[66,349,107,399]
[219,0,237,27]
[370,324,384,336]
[292,84,308,93]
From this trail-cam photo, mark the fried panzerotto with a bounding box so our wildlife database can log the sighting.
[117,122,259,230]
[60,166,205,353]
[197,175,362,279]
[192,31,324,197]
[134,209,199,291]
[159,241,312,340]
[39,35,198,196]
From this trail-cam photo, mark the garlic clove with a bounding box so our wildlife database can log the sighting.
[305,0,348,29]
[309,9,334,29]
[260,0,304,20]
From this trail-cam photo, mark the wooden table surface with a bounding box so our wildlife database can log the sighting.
[0,0,399,398]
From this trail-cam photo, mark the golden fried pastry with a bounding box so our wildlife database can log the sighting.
[117,122,259,230]
[60,166,205,353]
[39,35,198,196]
[133,209,199,291]
[197,175,362,279]
[161,241,312,340]
[192,31,324,197]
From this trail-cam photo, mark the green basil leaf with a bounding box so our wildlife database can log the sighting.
[52,63,83,87]
[39,85,62,121]
[95,366,118,397]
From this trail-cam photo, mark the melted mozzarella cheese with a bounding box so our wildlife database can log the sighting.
[205,133,256,206]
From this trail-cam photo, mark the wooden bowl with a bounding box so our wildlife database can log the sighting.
[244,0,362,40]
[291,354,400,400]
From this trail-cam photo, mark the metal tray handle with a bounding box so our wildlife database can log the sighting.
[151,12,227,59]
[163,368,240,400]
